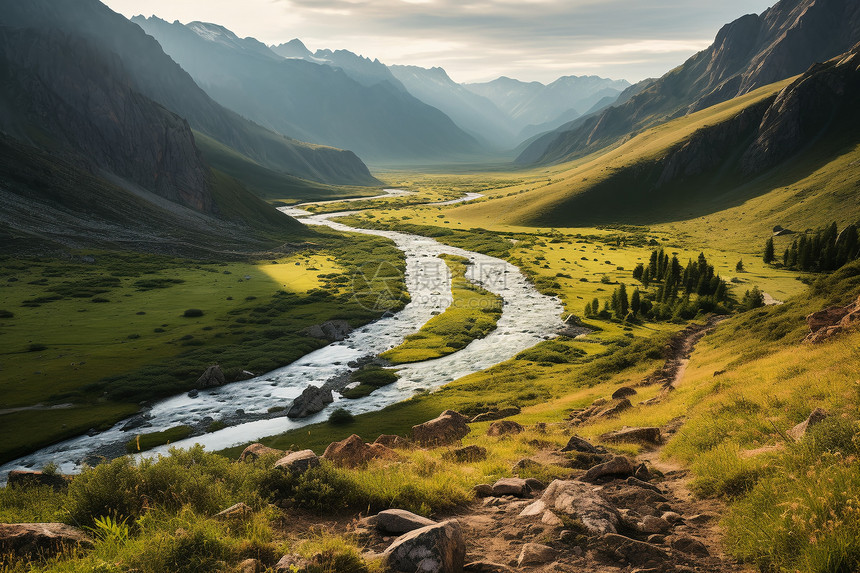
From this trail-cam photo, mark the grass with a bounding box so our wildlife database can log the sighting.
[0,230,407,465]
[381,255,502,364]
[125,426,193,454]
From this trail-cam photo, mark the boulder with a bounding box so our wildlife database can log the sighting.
[303,320,353,342]
[0,523,92,558]
[788,407,829,441]
[374,434,410,449]
[237,558,261,573]
[581,456,635,482]
[491,477,530,497]
[487,420,524,437]
[239,443,283,463]
[626,476,661,493]
[412,410,471,447]
[517,543,557,567]
[323,434,396,467]
[376,509,437,534]
[275,554,312,572]
[383,520,465,573]
[524,478,546,492]
[196,364,226,389]
[274,450,320,474]
[805,296,860,343]
[214,503,252,521]
[521,480,622,535]
[670,535,710,557]
[287,384,333,418]
[638,515,672,534]
[6,470,70,490]
[560,435,600,453]
[601,427,662,445]
[600,533,669,568]
[611,387,637,400]
[473,484,494,497]
[470,407,521,423]
[464,561,514,572]
[443,445,488,463]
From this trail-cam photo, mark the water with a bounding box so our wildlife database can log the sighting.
[0,194,564,479]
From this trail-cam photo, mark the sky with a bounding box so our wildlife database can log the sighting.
[102,0,776,84]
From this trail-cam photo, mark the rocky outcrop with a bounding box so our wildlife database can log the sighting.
[412,410,471,447]
[582,456,635,482]
[274,450,320,474]
[805,295,860,343]
[600,427,663,445]
[322,434,397,467]
[196,365,226,389]
[383,520,466,573]
[287,385,333,418]
[239,443,283,463]
[520,480,622,535]
[0,523,92,558]
[302,320,354,342]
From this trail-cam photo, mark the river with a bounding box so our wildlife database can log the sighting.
[0,193,564,479]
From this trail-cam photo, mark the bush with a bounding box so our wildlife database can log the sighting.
[328,408,355,425]
[183,308,204,318]
[0,309,13,318]
[27,343,47,352]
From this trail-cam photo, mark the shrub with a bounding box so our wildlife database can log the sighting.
[183,308,204,318]
[0,309,13,318]
[27,343,47,352]
[328,408,355,425]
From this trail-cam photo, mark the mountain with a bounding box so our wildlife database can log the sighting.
[465,75,630,133]
[0,26,305,256]
[388,65,519,148]
[0,0,377,187]
[519,0,860,165]
[134,17,481,163]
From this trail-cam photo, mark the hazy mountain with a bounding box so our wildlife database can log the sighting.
[465,75,630,132]
[135,17,481,162]
[519,0,860,165]
[388,65,519,148]
[271,39,313,59]
[0,0,376,187]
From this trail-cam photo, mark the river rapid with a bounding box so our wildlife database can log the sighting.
[0,193,564,480]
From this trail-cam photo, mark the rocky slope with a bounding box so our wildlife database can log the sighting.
[520,0,860,165]
[1,0,377,186]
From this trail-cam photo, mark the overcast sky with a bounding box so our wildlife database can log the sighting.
[102,0,775,84]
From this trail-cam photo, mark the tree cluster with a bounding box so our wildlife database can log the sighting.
[764,223,860,271]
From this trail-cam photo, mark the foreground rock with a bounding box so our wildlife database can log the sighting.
[517,543,557,566]
[491,477,531,497]
[581,456,634,482]
[788,407,828,440]
[196,364,226,389]
[520,480,622,535]
[600,427,662,445]
[287,384,333,418]
[384,520,465,573]
[412,410,471,447]
[486,420,524,437]
[274,450,320,474]
[6,470,70,490]
[376,509,437,534]
[239,443,283,462]
[323,434,396,467]
[0,523,92,558]
[560,435,601,453]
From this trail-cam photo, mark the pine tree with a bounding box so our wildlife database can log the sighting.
[632,263,645,281]
[630,288,641,316]
[617,283,629,318]
[763,237,775,264]
[735,259,744,272]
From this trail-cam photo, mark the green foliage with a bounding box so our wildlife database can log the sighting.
[182,308,204,318]
[87,515,130,543]
[126,426,193,453]
[340,367,399,399]
[328,408,355,425]
[763,237,775,264]
[776,222,860,272]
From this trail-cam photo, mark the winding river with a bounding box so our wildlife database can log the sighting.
[0,193,564,479]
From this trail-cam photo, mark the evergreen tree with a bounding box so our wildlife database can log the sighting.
[632,263,644,282]
[617,283,629,318]
[735,259,744,272]
[591,298,600,316]
[641,267,651,288]
[630,288,641,316]
[763,237,775,264]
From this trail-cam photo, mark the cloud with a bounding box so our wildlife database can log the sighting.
[105,0,775,83]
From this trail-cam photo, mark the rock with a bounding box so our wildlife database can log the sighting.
[581,456,635,482]
[469,407,521,423]
[686,513,714,525]
[788,407,829,440]
[214,502,253,521]
[196,364,226,389]
[671,535,710,557]
[647,534,666,545]
[492,477,530,497]
[626,476,661,493]
[560,435,600,453]
[374,434,410,449]
[638,515,672,534]
[524,478,546,492]
[805,296,860,343]
[302,320,353,342]
[600,533,669,568]
[486,420,524,437]
[235,370,256,381]
[323,434,396,468]
[473,484,494,497]
[239,443,283,462]
[187,389,199,398]
[612,387,637,400]
[6,470,70,490]
[376,509,437,534]
[662,512,683,524]
[412,410,471,447]
[274,450,320,474]
[383,520,465,573]
[443,445,488,463]
[541,510,564,527]
[287,384,333,418]
[600,427,662,445]
[464,561,514,572]
[0,523,92,558]
[522,480,622,535]
[236,558,261,573]
[275,554,311,572]
[517,543,557,566]
[634,463,653,482]
[593,398,632,419]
